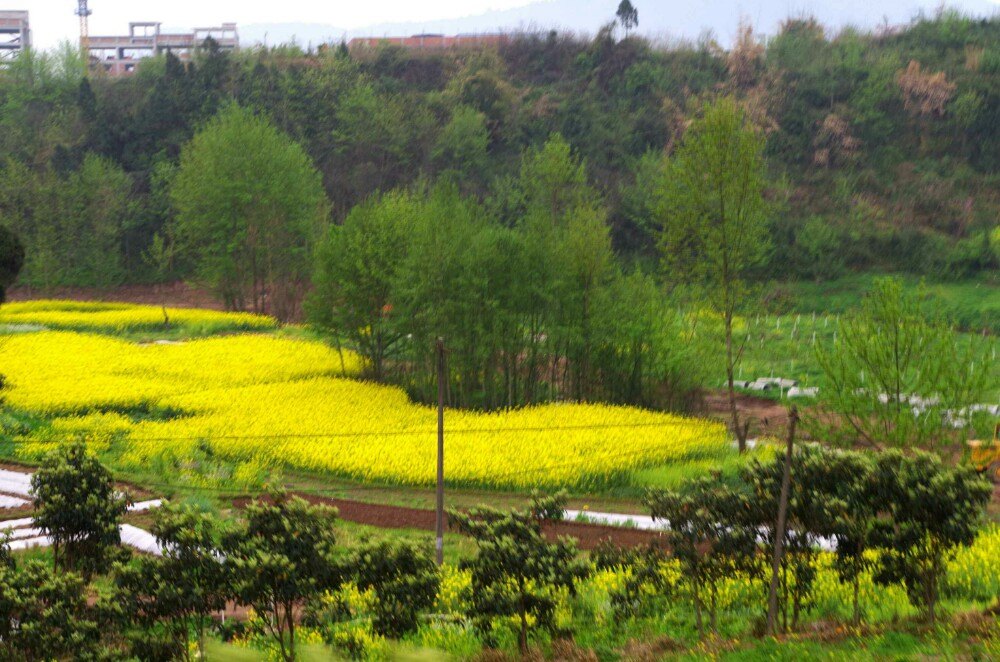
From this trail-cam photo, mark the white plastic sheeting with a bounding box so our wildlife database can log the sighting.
[8,536,52,551]
[0,517,33,530]
[0,474,167,556]
[5,527,45,541]
[0,469,33,497]
[1,522,163,556]
[131,499,163,512]
[564,510,670,531]
[562,509,836,552]
[120,524,163,556]
[0,495,28,509]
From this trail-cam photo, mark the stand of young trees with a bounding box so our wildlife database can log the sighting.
[309,136,704,410]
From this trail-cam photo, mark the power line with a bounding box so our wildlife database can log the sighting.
[1,409,722,501]
[91,432,719,499]
[0,418,711,446]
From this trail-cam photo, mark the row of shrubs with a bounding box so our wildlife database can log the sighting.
[0,441,994,660]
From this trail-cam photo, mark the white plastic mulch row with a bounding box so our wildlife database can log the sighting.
[0,465,166,556]
[0,495,28,509]
[8,536,51,551]
[0,469,33,497]
[564,509,670,531]
[562,509,836,551]
[3,521,164,557]
[120,524,163,555]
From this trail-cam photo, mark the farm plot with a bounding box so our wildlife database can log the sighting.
[0,300,276,335]
[0,314,727,491]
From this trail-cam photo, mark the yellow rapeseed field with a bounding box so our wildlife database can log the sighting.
[0,308,726,489]
[0,300,276,334]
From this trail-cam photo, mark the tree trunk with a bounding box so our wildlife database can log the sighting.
[692,571,704,639]
[852,575,861,626]
[709,582,718,633]
[724,309,746,452]
[286,602,296,662]
[766,407,798,635]
[518,587,529,655]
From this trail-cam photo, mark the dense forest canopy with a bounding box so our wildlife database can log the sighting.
[0,10,998,292]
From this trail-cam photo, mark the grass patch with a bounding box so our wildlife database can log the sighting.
[777,274,1000,333]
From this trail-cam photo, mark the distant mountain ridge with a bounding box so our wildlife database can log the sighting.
[241,0,1000,48]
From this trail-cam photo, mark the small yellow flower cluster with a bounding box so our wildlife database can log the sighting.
[434,565,472,616]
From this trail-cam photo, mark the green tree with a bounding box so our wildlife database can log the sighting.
[743,446,853,632]
[872,451,991,623]
[450,493,588,654]
[171,104,329,320]
[330,82,430,212]
[0,560,105,660]
[592,540,672,618]
[794,217,844,281]
[591,270,703,409]
[826,451,883,626]
[658,97,770,452]
[616,0,639,37]
[348,541,439,638]
[432,105,490,186]
[559,204,615,401]
[647,478,759,636]
[308,190,417,380]
[0,156,133,288]
[516,134,604,404]
[814,277,995,449]
[224,493,342,662]
[114,503,229,660]
[395,183,514,409]
[30,442,130,579]
[0,224,24,303]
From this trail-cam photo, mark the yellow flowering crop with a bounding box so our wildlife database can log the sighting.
[0,300,276,334]
[947,524,1000,601]
[1,331,359,415]
[0,318,725,489]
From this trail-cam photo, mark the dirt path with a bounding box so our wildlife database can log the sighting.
[234,493,664,550]
[700,391,792,438]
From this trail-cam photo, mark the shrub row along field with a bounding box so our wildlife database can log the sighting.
[0,317,726,490]
[0,300,276,335]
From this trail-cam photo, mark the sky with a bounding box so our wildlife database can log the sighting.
[17,0,540,49]
[14,0,1000,50]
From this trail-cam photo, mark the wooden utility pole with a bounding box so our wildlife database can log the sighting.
[766,406,798,635]
[435,338,446,566]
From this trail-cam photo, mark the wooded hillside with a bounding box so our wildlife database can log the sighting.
[0,10,998,288]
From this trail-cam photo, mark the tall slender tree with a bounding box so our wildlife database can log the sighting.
[616,1,639,37]
[658,97,770,452]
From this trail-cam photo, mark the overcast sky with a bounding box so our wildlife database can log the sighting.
[16,0,1000,50]
[19,0,540,49]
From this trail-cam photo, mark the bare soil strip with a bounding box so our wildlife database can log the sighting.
[234,493,664,550]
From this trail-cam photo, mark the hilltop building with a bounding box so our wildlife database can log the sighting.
[348,33,507,50]
[0,11,30,62]
[87,21,238,75]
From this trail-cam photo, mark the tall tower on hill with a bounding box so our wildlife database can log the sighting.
[75,0,92,51]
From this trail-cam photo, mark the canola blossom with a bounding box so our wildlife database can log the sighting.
[0,300,276,334]
[0,323,726,489]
